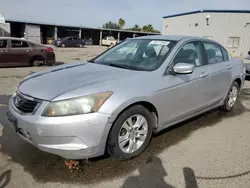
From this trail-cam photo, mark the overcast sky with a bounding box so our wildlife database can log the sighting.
[0,0,250,30]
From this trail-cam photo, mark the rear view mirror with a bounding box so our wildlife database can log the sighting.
[173,63,194,74]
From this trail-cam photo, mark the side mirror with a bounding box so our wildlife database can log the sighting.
[248,51,250,55]
[173,63,194,74]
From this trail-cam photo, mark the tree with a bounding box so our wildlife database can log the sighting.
[142,24,154,32]
[103,21,120,29]
[152,29,161,34]
[118,18,126,29]
[132,24,141,31]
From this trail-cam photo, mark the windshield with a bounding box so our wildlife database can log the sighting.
[92,39,176,71]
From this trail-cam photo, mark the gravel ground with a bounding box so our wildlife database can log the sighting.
[0,46,250,188]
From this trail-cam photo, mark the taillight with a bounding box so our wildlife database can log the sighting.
[45,47,54,52]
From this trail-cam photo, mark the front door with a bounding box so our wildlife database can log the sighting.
[203,42,232,106]
[8,40,31,66]
[157,41,210,126]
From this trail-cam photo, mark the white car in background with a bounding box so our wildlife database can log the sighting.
[101,36,117,46]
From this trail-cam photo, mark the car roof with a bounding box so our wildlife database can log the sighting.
[0,37,27,41]
[133,35,207,41]
[0,37,47,47]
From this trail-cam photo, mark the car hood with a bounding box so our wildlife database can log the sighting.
[18,62,138,101]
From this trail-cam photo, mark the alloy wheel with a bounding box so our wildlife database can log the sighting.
[118,114,148,153]
[228,85,238,107]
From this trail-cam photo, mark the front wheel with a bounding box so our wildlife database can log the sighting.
[107,105,153,160]
[221,81,239,111]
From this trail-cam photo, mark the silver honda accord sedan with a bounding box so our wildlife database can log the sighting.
[7,35,245,160]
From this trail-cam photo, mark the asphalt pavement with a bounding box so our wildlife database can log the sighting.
[0,47,250,188]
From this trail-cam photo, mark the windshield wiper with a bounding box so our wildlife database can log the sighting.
[87,59,95,63]
[108,63,146,71]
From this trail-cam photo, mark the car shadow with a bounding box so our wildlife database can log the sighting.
[52,61,65,66]
[0,93,249,185]
[239,88,250,101]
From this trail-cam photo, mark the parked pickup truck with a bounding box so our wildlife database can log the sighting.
[101,36,117,46]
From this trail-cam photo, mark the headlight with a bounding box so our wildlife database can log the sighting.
[42,92,112,117]
[12,90,17,97]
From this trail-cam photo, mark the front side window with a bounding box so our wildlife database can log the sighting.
[93,39,176,71]
[204,42,224,64]
[0,40,7,48]
[11,40,29,48]
[173,42,204,67]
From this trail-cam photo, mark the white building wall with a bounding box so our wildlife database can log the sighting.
[162,12,250,56]
[0,13,10,37]
[0,23,10,37]
[0,13,5,23]
[25,24,41,44]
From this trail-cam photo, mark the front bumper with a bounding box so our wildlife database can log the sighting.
[7,97,112,159]
[246,70,250,77]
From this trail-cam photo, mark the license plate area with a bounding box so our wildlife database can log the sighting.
[7,111,19,132]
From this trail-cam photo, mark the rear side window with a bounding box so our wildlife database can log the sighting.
[11,40,29,48]
[204,42,224,64]
[0,40,7,48]
[220,47,229,61]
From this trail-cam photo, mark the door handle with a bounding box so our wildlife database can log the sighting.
[226,64,232,70]
[200,72,208,78]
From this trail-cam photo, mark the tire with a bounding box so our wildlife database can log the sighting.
[61,44,65,48]
[30,57,44,67]
[221,81,239,112]
[107,105,153,160]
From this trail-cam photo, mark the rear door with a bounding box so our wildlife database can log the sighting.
[0,39,9,67]
[8,40,31,66]
[72,37,80,46]
[203,42,232,106]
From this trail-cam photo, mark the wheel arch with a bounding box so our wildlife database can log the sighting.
[29,54,45,64]
[234,77,242,89]
[103,100,159,155]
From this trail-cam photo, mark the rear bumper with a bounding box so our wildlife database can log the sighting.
[46,53,55,65]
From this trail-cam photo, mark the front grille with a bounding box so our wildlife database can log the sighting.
[13,93,39,113]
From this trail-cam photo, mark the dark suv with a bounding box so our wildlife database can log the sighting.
[56,36,85,47]
[0,37,55,67]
